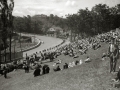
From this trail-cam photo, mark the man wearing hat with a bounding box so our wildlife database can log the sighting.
[108,38,119,73]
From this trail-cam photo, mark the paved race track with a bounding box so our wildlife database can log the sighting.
[22,34,63,57]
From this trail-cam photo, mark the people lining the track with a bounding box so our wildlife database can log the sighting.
[0,30,120,79]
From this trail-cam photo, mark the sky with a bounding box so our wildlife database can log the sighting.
[12,0,120,17]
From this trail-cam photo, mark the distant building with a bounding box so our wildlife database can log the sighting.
[47,26,64,37]
[49,28,56,32]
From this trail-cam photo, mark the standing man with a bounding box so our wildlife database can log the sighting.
[3,66,7,78]
[108,38,119,73]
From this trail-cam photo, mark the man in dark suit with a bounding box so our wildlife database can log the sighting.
[46,65,50,74]
[3,67,7,78]
[42,65,46,74]
[63,63,68,69]
[33,67,41,77]
[108,38,119,73]
[53,66,61,71]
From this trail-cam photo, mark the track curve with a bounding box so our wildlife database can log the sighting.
[22,34,63,57]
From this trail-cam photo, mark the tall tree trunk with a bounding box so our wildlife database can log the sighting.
[14,40,16,60]
[70,29,72,42]
[4,47,6,63]
[20,32,22,52]
[9,33,12,61]
[0,47,1,64]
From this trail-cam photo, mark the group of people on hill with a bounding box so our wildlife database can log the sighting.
[33,56,90,77]
[26,30,120,83]
[0,30,120,83]
[33,64,50,77]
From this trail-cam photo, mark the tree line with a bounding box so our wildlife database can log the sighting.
[0,3,117,38]
[66,4,120,38]
[13,14,67,34]
[0,3,120,37]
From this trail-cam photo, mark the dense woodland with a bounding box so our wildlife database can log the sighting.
[13,14,67,34]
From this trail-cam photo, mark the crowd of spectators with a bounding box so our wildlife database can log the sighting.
[0,30,120,80]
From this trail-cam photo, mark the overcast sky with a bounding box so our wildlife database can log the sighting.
[13,0,120,17]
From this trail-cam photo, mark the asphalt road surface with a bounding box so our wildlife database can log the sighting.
[22,34,63,57]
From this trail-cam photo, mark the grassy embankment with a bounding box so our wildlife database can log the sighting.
[0,42,120,90]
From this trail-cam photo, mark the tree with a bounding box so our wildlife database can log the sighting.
[0,0,14,62]
[92,4,111,33]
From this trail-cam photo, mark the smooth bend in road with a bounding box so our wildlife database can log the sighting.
[22,34,63,57]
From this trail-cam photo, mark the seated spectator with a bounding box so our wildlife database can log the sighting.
[33,67,41,77]
[53,66,61,71]
[74,54,79,58]
[72,61,75,67]
[75,60,79,65]
[46,65,50,74]
[56,59,62,64]
[68,62,73,68]
[79,59,83,65]
[53,63,57,66]
[63,63,68,69]
[84,56,91,63]
[102,53,106,60]
[69,53,74,57]
[42,64,47,74]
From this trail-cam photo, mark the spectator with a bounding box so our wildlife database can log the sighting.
[46,65,50,74]
[68,63,72,68]
[84,56,91,63]
[23,65,29,73]
[108,38,119,73]
[72,61,75,67]
[3,66,7,78]
[26,65,29,73]
[42,65,47,74]
[79,59,83,65]
[33,67,41,77]
[102,53,106,61]
[53,66,61,71]
[63,63,68,69]
[75,60,79,65]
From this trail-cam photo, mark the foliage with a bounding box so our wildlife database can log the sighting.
[13,14,67,35]
[66,4,120,38]
[1,3,120,38]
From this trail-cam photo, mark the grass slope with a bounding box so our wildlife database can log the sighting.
[0,42,120,90]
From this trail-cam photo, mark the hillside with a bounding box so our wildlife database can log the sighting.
[0,42,120,90]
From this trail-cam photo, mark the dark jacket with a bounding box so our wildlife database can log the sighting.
[34,68,40,77]
[46,66,50,74]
